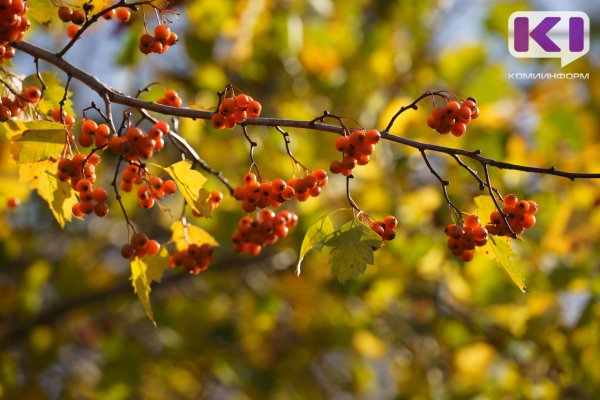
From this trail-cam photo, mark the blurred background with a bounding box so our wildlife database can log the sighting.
[1,0,600,398]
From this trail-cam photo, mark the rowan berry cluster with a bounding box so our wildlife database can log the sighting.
[78,119,110,148]
[0,0,29,63]
[108,121,169,160]
[368,215,398,241]
[427,98,479,137]
[233,170,327,213]
[211,92,262,130]
[445,214,489,262]
[120,232,160,260]
[135,175,177,209]
[52,108,75,127]
[192,190,223,217]
[58,153,99,190]
[117,163,177,208]
[0,86,41,121]
[156,89,182,107]
[139,25,178,55]
[168,243,215,275]
[330,129,381,175]
[232,210,298,255]
[486,194,537,237]
[72,178,109,218]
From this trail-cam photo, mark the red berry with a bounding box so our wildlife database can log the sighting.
[6,197,20,209]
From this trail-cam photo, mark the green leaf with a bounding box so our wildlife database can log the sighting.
[170,221,219,251]
[10,121,66,164]
[296,214,335,275]
[324,220,382,284]
[162,160,210,216]
[474,195,527,293]
[18,161,78,228]
[130,248,169,326]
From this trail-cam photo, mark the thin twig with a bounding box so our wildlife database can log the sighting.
[385,90,451,132]
[111,156,136,235]
[57,0,155,57]
[345,175,361,213]
[241,123,262,180]
[275,126,308,173]
[483,164,516,238]
[136,108,234,194]
[12,40,600,182]
[420,150,462,222]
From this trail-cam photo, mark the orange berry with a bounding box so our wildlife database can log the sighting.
[76,179,93,193]
[144,240,160,256]
[66,24,79,39]
[102,7,116,20]
[153,24,171,41]
[78,132,94,147]
[365,129,381,144]
[246,100,261,118]
[93,202,109,217]
[78,201,94,215]
[521,214,536,229]
[235,94,250,109]
[384,215,398,230]
[243,173,258,186]
[116,7,130,23]
[71,203,83,217]
[460,250,474,262]
[6,197,20,209]
[24,86,41,103]
[161,180,177,195]
[527,200,538,215]
[218,98,236,117]
[503,194,518,207]
[211,113,226,130]
[92,187,108,203]
[463,214,480,229]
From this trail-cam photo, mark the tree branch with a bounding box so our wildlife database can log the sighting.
[11,40,600,182]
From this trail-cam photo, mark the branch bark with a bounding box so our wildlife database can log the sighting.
[11,40,600,181]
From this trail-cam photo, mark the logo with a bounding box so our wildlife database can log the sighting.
[508,11,589,67]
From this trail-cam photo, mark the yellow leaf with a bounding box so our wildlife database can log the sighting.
[474,195,527,293]
[161,160,210,215]
[189,188,214,218]
[10,121,66,164]
[19,161,78,228]
[130,248,169,326]
[170,220,218,251]
[32,72,74,116]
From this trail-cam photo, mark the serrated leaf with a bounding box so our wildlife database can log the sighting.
[324,220,382,284]
[130,248,169,326]
[162,160,210,215]
[170,220,219,251]
[18,161,78,228]
[296,214,335,275]
[32,72,74,116]
[474,195,526,292]
[10,121,66,164]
